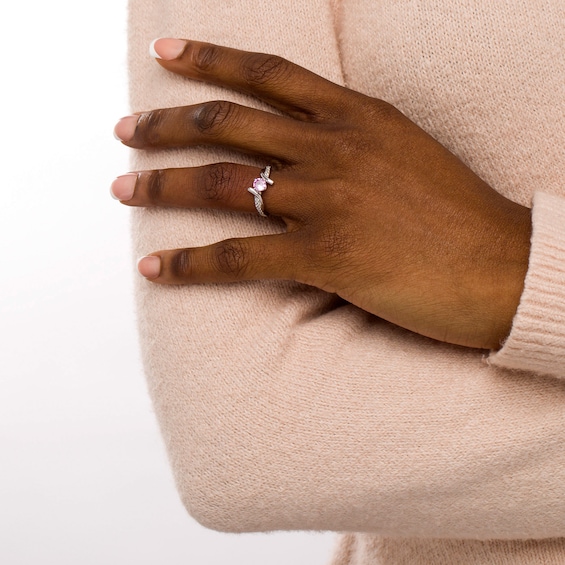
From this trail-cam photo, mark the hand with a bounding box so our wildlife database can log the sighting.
[112,39,532,350]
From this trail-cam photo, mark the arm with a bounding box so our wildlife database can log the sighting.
[122,0,565,539]
[491,191,565,376]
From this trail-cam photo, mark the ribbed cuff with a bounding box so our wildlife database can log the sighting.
[490,192,565,378]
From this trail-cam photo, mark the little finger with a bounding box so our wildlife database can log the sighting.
[137,233,300,285]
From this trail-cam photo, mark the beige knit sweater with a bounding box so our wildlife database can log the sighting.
[127,1,565,563]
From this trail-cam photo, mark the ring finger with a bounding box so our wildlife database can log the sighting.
[111,162,296,218]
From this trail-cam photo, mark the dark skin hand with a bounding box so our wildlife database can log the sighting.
[113,38,532,350]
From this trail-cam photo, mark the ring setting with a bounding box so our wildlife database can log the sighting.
[248,166,274,217]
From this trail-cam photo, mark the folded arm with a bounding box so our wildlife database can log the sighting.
[122,0,565,540]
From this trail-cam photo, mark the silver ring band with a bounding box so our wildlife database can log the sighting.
[247,166,274,217]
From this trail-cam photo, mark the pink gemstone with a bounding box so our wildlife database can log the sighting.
[252,177,267,192]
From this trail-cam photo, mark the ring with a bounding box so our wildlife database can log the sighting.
[247,166,274,217]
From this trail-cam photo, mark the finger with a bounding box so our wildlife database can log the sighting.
[149,38,351,121]
[115,101,312,162]
[137,234,299,285]
[111,163,289,217]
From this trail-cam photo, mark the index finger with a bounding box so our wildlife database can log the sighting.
[150,38,351,122]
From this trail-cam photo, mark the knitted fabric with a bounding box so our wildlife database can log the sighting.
[127,1,565,563]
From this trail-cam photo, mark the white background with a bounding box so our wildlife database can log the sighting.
[0,1,336,563]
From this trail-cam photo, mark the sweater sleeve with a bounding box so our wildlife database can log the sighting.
[490,191,565,377]
[128,0,565,541]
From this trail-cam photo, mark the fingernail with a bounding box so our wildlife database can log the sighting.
[113,115,139,142]
[137,256,161,279]
[111,173,137,201]
[150,38,187,60]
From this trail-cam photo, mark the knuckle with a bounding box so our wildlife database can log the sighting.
[302,226,353,266]
[198,163,233,203]
[191,43,223,74]
[242,54,292,86]
[298,227,357,292]
[138,110,166,145]
[170,249,193,280]
[213,240,249,278]
[194,100,234,136]
[316,226,354,259]
[146,169,166,204]
[326,99,401,162]
[330,128,371,164]
[368,98,402,124]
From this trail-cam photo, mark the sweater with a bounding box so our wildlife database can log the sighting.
[127,0,565,563]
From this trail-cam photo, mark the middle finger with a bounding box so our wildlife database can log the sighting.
[115,101,313,163]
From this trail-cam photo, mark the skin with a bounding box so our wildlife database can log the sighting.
[113,39,532,350]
